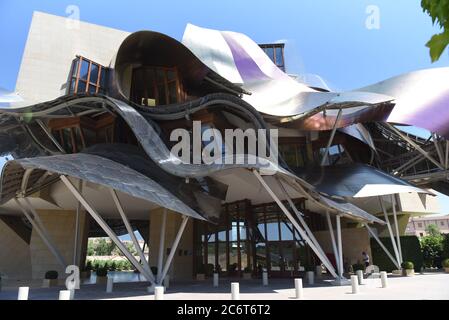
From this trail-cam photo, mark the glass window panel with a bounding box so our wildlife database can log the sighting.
[207,232,215,242]
[217,229,226,242]
[70,59,79,78]
[77,80,86,93]
[69,78,76,94]
[167,70,176,81]
[207,243,215,266]
[240,242,250,270]
[88,84,97,94]
[280,221,294,241]
[257,223,266,241]
[255,242,267,270]
[230,221,238,241]
[239,221,247,241]
[168,81,178,104]
[268,243,281,271]
[265,47,274,62]
[229,244,238,273]
[218,242,227,272]
[80,59,89,81]
[157,84,167,105]
[100,69,108,88]
[275,47,283,66]
[283,243,295,271]
[266,222,280,241]
[90,64,99,84]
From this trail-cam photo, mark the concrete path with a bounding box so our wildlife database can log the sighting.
[0,273,448,300]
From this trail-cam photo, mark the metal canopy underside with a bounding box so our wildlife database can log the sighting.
[292,163,430,198]
[0,153,206,220]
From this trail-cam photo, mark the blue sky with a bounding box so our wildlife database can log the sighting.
[0,0,448,216]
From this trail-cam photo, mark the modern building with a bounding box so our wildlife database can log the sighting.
[405,215,449,237]
[0,11,447,288]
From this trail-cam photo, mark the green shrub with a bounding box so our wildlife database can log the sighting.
[371,236,423,272]
[442,234,449,259]
[96,267,108,277]
[401,261,414,270]
[45,270,58,280]
[421,232,444,268]
[85,261,93,271]
[442,258,449,268]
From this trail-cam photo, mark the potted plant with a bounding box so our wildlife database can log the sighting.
[196,264,206,281]
[81,261,93,279]
[96,267,108,284]
[401,261,415,277]
[442,259,449,273]
[243,266,252,279]
[42,270,59,288]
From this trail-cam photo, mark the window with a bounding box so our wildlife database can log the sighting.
[130,66,182,106]
[418,223,423,228]
[67,56,109,95]
[441,221,445,226]
[259,44,285,72]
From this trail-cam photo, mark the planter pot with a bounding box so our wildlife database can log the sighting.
[81,270,91,279]
[243,272,252,280]
[196,273,206,281]
[444,267,449,273]
[96,276,108,284]
[403,269,415,277]
[42,278,58,288]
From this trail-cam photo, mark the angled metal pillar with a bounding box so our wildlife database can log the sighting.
[385,123,444,170]
[335,215,344,279]
[159,215,189,284]
[378,196,401,268]
[35,119,66,154]
[364,223,401,269]
[390,195,403,264]
[276,178,334,270]
[110,188,154,277]
[61,175,155,284]
[326,211,340,276]
[73,180,82,265]
[432,133,445,166]
[253,170,338,278]
[445,140,449,169]
[156,208,167,283]
[321,108,343,166]
[14,198,67,268]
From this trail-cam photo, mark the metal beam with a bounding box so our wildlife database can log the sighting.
[15,198,67,267]
[385,123,444,170]
[391,195,403,264]
[335,215,344,279]
[60,175,155,283]
[159,215,189,284]
[73,180,82,265]
[378,196,401,268]
[276,178,334,270]
[364,223,401,269]
[157,209,167,283]
[253,170,338,278]
[432,133,445,166]
[326,211,340,277]
[35,119,66,153]
[110,188,155,279]
[321,108,343,166]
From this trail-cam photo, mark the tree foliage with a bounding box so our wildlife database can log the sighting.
[422,0,449,62]
[420,224,444,267]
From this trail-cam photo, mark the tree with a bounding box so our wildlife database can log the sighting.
[420,224,444,267]
[422,0,449,62]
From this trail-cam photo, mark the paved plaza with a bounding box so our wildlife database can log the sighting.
[1,273,448,300]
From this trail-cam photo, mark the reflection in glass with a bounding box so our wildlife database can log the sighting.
[275,47,283,66]
[90,63,99,84]
[266,221,280,241]
[268,243,281,271]
[80,59,89,80]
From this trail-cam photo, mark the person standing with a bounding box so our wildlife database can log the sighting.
[362,251,370,267]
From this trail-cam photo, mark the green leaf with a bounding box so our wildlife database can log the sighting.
[426,30,449,62]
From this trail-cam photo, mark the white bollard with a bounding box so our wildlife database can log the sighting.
[154,286,164,300]
[262,271,268,286]
[213,273,219,287]
[306,271,314,285]
[59,290,71,300]
[356,270,364,285]
[163,275,170,289]
[106,277,114,293]
[294,278,303,299]
[231,282,240,300]
[380,271,388,288]
[17,287,29,300]
[351,275,359,294]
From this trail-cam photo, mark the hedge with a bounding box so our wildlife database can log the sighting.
[370,236,423,272]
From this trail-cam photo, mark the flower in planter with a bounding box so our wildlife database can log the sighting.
[96,267,108,277]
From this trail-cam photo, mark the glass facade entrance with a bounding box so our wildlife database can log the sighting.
[194,199,323,278]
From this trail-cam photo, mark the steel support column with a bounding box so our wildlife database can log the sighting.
[335,215,344,278]
[157,208,167,283]
[378,196,401,268]
[390,195,403,264]
[60,175,155,283]
[110,188,154,277]
[326,211,341,276]
[364,223,401,269]
[14,198,67,268]
[321,109,343,166]
[159,215,189,284]
[253,170,338,278]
